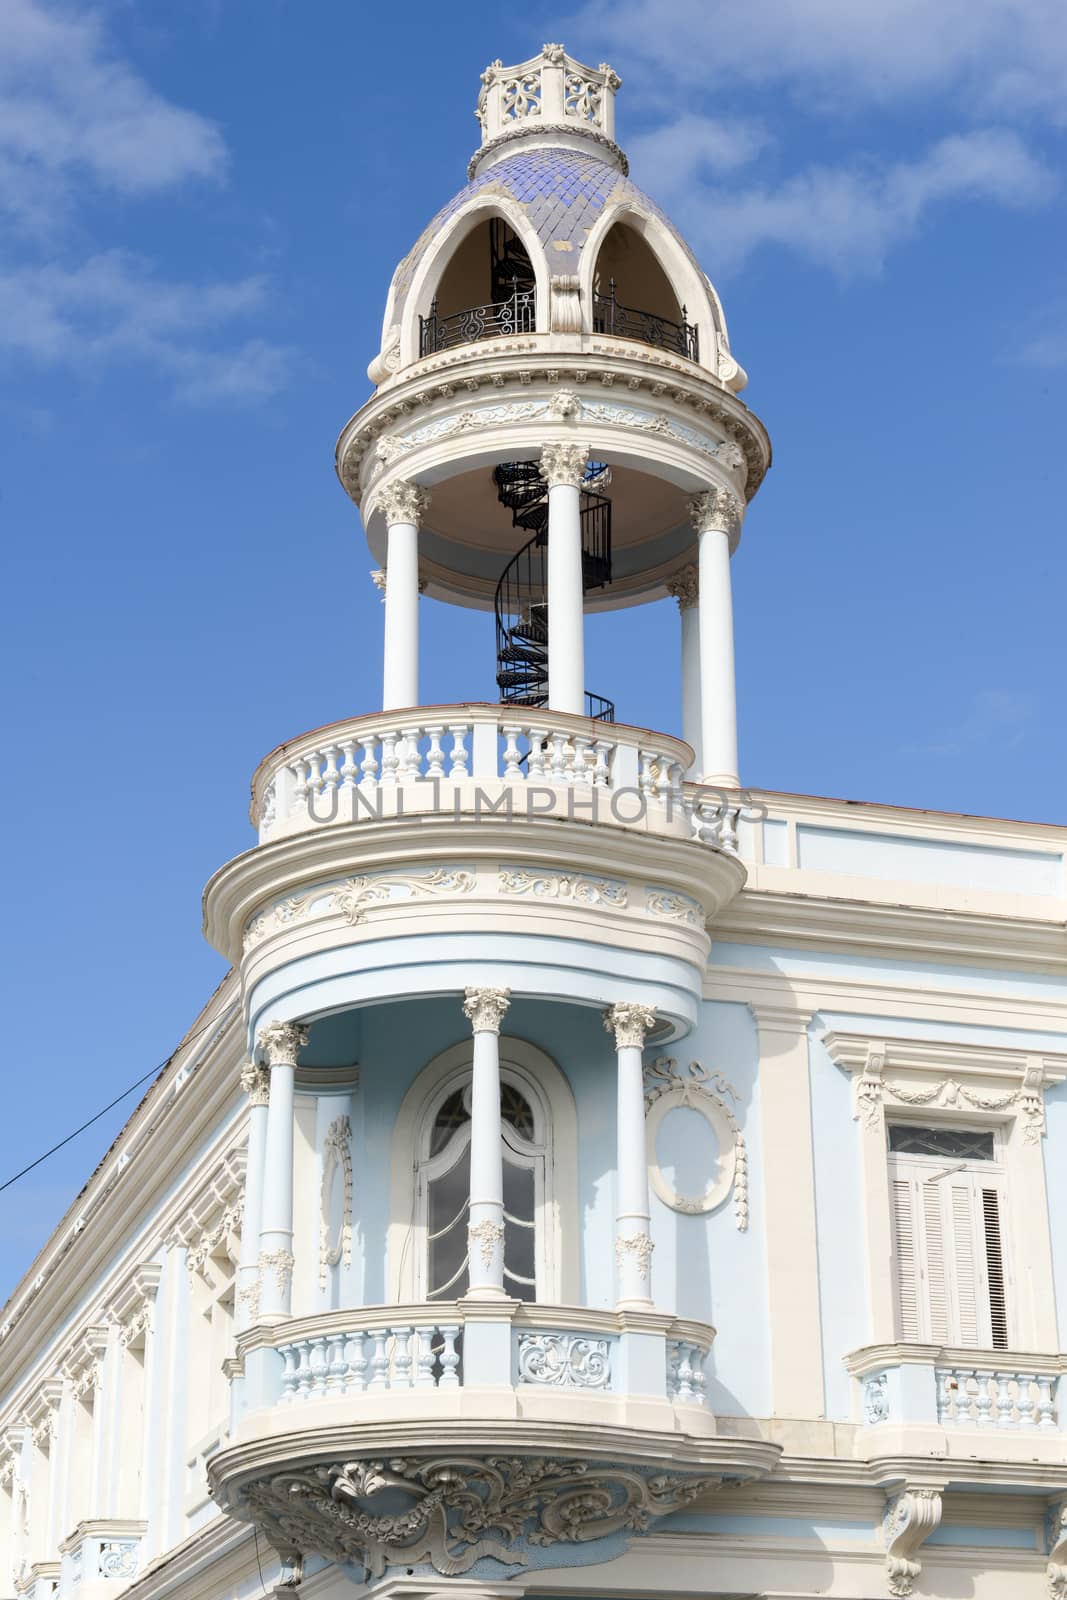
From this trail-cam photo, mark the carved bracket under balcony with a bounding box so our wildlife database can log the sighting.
[238,1453,726,1580]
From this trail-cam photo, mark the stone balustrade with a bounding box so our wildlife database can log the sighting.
[936,1362,1058,1428]
[250,703,738,849]
[238,1301,714,1418]
[847,1343,1065,1442]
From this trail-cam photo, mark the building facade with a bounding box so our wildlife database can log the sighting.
[2,44,1067,1600]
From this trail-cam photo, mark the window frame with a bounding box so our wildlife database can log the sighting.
[388,1036,578,1305]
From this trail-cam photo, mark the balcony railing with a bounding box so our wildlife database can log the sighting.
[235,1300,714,1417]
[848,1343,1066,1446]
[593,279,699,363]
[250,703,738,849]
[419,286,535,356]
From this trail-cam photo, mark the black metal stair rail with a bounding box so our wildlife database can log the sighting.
[493,461,615,721]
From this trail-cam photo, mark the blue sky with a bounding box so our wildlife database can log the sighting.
[1,0,1064,1297]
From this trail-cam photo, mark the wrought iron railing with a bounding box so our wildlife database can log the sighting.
[419,285,535,356]
[592,279,698,363]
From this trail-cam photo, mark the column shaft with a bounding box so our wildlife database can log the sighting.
[697,525,739,788]
[605,1002,657,1308]
[462,988,511,1298]
[546,483,585,715]
[256,1022,308,1320]
[382,518,419,711]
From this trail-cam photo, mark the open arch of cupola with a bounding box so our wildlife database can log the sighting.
[581,205,719,372]
[400,198,549,367]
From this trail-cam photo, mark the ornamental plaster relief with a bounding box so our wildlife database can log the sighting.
[172,1148,247,1277]
[243,861,715,956]
[359,391,745,489]
[240,1454,720,1580]
[319,1116,353,1288]
[644,1058,749,1229]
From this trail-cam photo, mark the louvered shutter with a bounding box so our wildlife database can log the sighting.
[888,1155,1009,1348]
[890,1177,921,1339]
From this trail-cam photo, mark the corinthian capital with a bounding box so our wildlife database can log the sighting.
[666,563,698,612]
[689,485,743,538]
[375,479,431,527]
[463,987,511,1034]
[540,442,589,489]
[239,1060,271,1106]
[604,1002,658,1050]
[256,1020,309,1068]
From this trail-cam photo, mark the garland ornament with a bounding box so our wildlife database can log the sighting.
[644,1058,748,1229]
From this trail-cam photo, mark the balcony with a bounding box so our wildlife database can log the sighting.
[593,280,699,363]
[419,286,535,357]
[847,1342,1067,1469]
[250,702,735,848]
[211,1300,779,1580]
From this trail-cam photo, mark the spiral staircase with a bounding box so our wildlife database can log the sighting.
[493,459,615,721]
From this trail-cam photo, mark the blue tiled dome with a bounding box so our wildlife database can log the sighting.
[390,146,703,319]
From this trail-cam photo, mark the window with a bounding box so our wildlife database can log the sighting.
[888,1123,1009,1349]
[418,1075,546,1301]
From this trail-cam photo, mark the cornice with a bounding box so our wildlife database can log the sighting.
[335,348,771,507]
[714,888,1067,973]
[823,1030,1067,1083]
[204,811,745,966]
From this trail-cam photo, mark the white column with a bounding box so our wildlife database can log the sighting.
[604,1002,658,1309]
[236,1060,270,1330]
[541,443,588,716]
[462,987,511,1298]
[256,1021,308,1320]
[690,487,743,789]
[376,479,429,712]
[667,564,701,772]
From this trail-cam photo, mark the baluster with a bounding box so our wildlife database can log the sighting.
[359,737,379,790]
[339,739,359,791]
[326,1334,347,1394]
[368,1329,389,1391]
[572,734,593,786]
[321,745,340,798]
[279,1344,299,1403]
[592,738,611,788]
[413,1327,437,1389]
[720,806,740,854]
[502,725,523,782]
[688,1343,707,1407]
[972,1368,992,1425]
[425,725,446,780]
[448,724,470,779]
[1037,1375,1057,1429]
[526,731,547,780]
[992,1371,1015,1426]
[295,1340,314,1401]
[291,757,310,813]
[675,1343,694,1403]
[306,750,324,796]
[638,749,655,798]
[1016,1374,1036,1427]
[345,1332,367,1394]
[391,1326,414,1390]
[667,1340,682,1400]
[936,1370,953,1424]
[398,725,423,781]
[379,730,399,786]
[549,731,569,784]
[310,1337,329,1397]
[438,1324,461,1388]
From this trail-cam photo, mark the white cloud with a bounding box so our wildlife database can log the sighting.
[905,689,1035,759]
[0,0,225,225]
[0,2,289,403]
[0,251,292,401]
[650,127,1055,273]
[570,0,1067,121]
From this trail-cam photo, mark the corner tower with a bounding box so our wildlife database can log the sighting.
[336,43,770,788]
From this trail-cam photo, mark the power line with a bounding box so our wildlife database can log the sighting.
[0,1016,224,1195]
